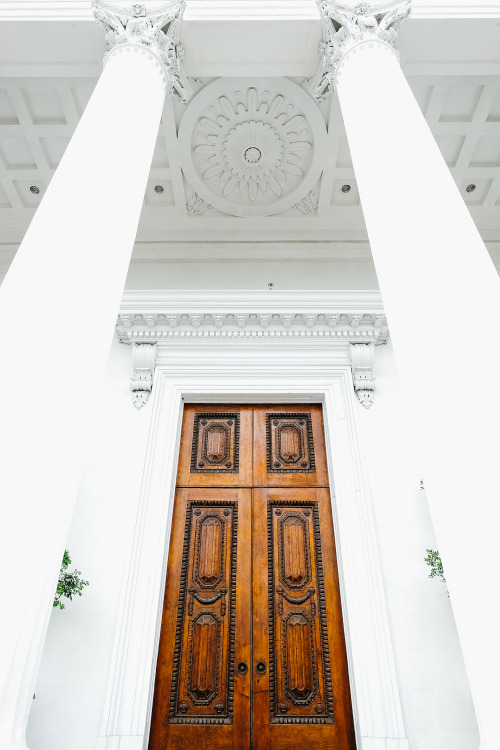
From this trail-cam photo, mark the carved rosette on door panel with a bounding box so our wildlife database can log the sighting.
[266,413,316,473]
[191,413,240,473]
[169,501,238,724]
[268,501,334,724]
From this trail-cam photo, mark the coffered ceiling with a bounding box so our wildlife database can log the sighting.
[0,4,500,282]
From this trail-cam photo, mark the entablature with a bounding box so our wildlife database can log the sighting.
[116,290,388,409]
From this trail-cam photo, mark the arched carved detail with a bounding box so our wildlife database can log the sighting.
[283,610,317,705]
[193,514,226,590]
[187,611,221,705]
[278,513,312,589]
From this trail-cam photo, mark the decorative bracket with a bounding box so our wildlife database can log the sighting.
[350,342,376,409]
[92,0,193,103]
[307,0,411,100]
[130,342,157,410]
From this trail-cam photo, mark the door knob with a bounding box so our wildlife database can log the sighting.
[237,662,248,675]
[255,660,267,675]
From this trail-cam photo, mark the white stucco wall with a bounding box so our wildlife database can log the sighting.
[27,285,478,750]
[125,259,380,290]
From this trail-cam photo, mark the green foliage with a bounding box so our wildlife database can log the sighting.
[53,550,89,610]
[419,479,425,490]
[424,548,446,584]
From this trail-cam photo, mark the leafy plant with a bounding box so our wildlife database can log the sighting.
[53,550,89,610]
[424,548,446,584]
[420,479,425,491]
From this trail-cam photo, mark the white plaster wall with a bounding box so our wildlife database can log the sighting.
[355,341,479,750]
[26,338,153,750]
[125,259,380,290]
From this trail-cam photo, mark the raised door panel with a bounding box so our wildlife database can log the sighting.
[177,405,253,487]
[252,488,356,750]
[253,405,329,487]
[148,488,251,750]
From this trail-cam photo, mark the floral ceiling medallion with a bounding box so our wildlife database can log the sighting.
[178,78,327,217]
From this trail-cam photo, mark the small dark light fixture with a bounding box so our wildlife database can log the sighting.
[268,282,274,290]
[154,185,164,194]
[466,184,476,193]
[341,184,351,193]
[29,185,40,195]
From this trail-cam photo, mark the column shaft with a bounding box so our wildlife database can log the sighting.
[336,39,500,749]
[0,45,166,749]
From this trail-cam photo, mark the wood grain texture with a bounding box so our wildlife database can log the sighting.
[177,405,253,487]
[254,405,329,487]
[149,405,354,750]
[148,488,251,749]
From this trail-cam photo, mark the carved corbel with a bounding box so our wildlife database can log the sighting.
[350,342,376,409]
[129,343,157,410]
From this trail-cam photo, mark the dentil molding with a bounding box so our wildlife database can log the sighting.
[178,77,327,217]
[307,0,411,100]
[92,0,193,102]
[116,291,388,409]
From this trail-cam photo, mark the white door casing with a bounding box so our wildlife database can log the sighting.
[97,290,408,750]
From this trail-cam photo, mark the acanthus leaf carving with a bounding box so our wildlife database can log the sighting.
[307,0,411,100]
[294,190,318,215]
[92,0,193,103]
[350,341,376,409]
[129,342,156,410]
[187,192,213,216]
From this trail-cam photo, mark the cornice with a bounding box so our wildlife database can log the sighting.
[119,289,385,312]
[116,289,389,345]
[116,290,388,409]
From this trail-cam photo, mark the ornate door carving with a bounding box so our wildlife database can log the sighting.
[149,405,355,750]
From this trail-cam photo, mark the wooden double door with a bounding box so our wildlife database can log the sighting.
[149,405,355,750]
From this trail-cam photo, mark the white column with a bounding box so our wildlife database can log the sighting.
[0,3,189,748]
[312,2,500,748]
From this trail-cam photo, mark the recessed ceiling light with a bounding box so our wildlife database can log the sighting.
[341,184,351,193]
[29,185,40,194]
[466,184,476,193]
[154,185,164,194]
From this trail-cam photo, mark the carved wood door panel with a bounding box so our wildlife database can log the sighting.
[149,405,355,750]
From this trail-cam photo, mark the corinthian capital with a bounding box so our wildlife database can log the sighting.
[308,0,411,100]
[92,0,192,102]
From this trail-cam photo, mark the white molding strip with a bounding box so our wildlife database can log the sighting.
[96,349,408,750]
[2,1,500,20]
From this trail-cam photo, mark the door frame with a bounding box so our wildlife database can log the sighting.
[97,300,409,750]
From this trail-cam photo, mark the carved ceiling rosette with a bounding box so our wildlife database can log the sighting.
[178,78,327,217]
